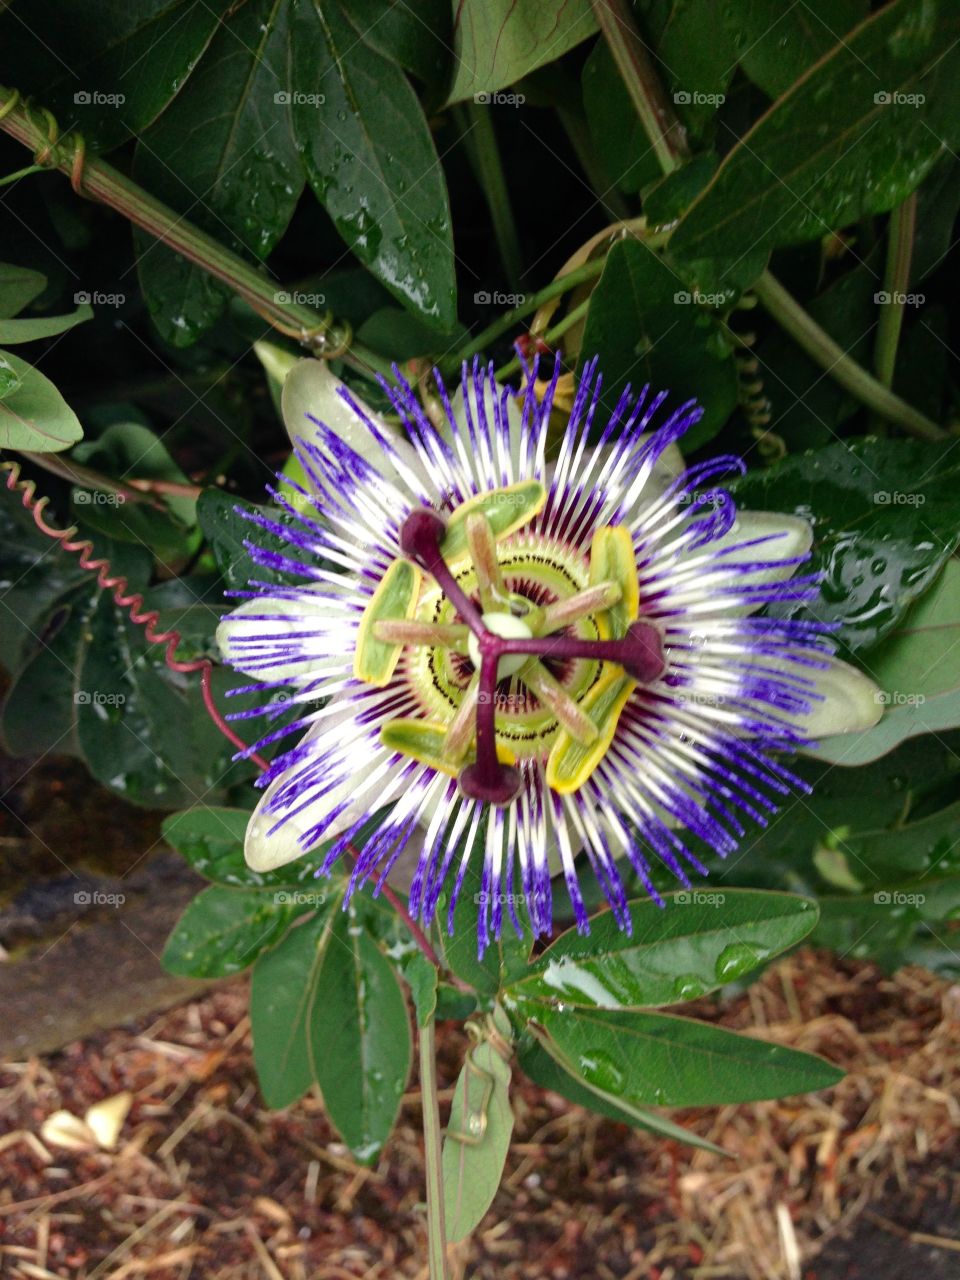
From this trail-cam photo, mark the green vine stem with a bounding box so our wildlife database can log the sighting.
[753,270,945,442]
[874,192,918,390]
[0,86,394,383]
[442,257,607,373]
[419,1015,450,1280]
[591,0,690,176]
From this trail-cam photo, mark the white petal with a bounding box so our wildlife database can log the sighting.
[216,589,345,685]
[281,359,425,486]
[808,657,885,737]
[707,510,813,579]
[794,657,883,738]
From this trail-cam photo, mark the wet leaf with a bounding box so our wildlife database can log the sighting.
[519,1005,843,1106]
[133,0,304,346]
[578,239,738,450]
[291,0,456,329]
[672,0,960,260]
[162,886,301,977]
[728,0,869,99]
[730,438,960,652]
[507,890,819,1008]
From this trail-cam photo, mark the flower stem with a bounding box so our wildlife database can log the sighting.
[455,102,524,287]
[591,0,690,176]
[874,192,918,390]
[419,1016,450,1280]
[442,258,607,373]
[0,86,394,383]
[752,270,945,442]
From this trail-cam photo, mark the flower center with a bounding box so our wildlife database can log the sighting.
[354,487,666,805]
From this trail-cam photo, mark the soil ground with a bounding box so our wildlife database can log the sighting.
[2,949,959,1280]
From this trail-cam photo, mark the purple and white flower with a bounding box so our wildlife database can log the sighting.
[217,355,881,950]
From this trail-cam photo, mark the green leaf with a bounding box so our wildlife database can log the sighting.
[0,263,46,319]
[581,42,662,196]
[507,890,818,1009]
[0,0,222,151]
[730,439,960,651]
[442,1039,513,1241]
[250,900,343,1108]
[809,559,960,764]
[345,0,451,84]
[728,0,869,99]
[653,0,741,142]
[913,156,960,281]
[71,421,198,560]
[519,1005,843,1106]
[162,885,300,977]
[310,911,412,1162]
[671,0,960,260]
[291,0,456,329]
[446,0,597,105]
[133,0,304,347]
[197,489,300,591]
[403,952,439,1028]
[162,806,346,889]
[0,349,83,452]
[0,303,92,344]
[578,239,738,449]
[0,352,21,399]
[518,1038,726,1153]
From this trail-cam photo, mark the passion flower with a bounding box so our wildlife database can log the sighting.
[217,356,881,950]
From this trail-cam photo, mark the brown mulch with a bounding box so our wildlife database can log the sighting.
[1,948,959,1280]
